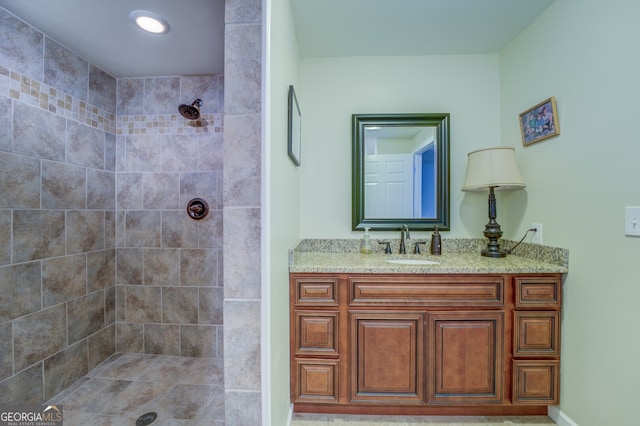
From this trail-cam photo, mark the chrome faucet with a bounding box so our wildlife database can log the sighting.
[399,224,410,254]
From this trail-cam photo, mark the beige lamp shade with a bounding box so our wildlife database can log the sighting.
[462,147,526,192]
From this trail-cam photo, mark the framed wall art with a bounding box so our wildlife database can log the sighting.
[288,85,301,166]
[519,96,560,146]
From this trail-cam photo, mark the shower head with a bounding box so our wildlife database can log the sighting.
[178,99,203,120]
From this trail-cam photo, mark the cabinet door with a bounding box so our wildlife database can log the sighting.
[428,311,503,404]
[349,311,425,404]
[294,359,339,404]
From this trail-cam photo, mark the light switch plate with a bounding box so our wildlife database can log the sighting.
[625,207,640,236]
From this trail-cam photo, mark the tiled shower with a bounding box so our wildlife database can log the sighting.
[0,6,224,407]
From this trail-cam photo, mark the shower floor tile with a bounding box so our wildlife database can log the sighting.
[47,353,224,425]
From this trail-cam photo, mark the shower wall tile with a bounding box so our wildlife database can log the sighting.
[105,211,117,249]
[162,211,199,249]
[225,0,262,24]
[87,249,116,292]
[116,248,143,285]
[162,137,199,171]
[66,210,105,254]
[117,173,143,210]
[67,121,106,169]
[125,210,161,247]
[0,12,43,82]
[181,249,218,287]
[44,37,88,102]
[105,133,116,172]
[162,287,198,324]
[225,391,261,426]
[0,96,11,151]
[43,340,88,400]
[144,77,179,115]
[14,305,66,371]
[87,169,115,210]
[198,210,223,250]
[42,254,87,308]
[117,78,144,116]
[223,300,260,390]
[125,285,161,323]
[0,211,11,266]
[115,283,125,322]
[144,324,180,355]
[198,132,224,172]
[42,161,87,210]
[224,25,261,114]
[13,210,65,262]
[67,291,105,344]
[223,208,260,299]
[181,325,217,358]
[0,364,43,405]
[199,287,223,325]
[180,75,223,114]
[143,172,180,209]
[115,135,126,172]
[0,262,41,323]
[105,286,116,325]
[144,248,179,286]
[0,322,12,380]
[223,114,261,207]
[13,101,66,161]
[89,65,116,114]
[88,325,115,370]
[0,151,41,209]
[126,134,162,171]
[181,172,219,209]
[115,322,144,353]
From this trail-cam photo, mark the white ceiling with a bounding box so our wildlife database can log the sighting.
[0,0,225,78]
[0,0,555,78]
[290,0,555,57]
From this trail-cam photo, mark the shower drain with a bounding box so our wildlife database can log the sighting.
[136,412,157,426]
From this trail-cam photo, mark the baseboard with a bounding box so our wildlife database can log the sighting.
[285,403,294,426]
[548,405,579,426]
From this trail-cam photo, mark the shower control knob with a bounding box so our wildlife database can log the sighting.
[186,198,209,220]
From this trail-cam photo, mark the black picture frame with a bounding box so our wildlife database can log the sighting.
[288,85,301,166]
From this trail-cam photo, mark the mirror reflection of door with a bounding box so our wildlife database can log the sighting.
[364,126,436,219]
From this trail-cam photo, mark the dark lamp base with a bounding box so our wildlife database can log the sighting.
[481,247,507,258]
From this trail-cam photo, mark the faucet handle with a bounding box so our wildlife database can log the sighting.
[378,241,392,254]
[413,241,426,254]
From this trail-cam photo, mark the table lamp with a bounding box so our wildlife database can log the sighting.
[462,147,526,258]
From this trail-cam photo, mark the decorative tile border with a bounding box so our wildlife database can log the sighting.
[0,65,223,137]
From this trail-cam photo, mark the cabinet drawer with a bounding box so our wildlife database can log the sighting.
[294,359,339,404]
[514,311,559,356]
[294,311,339,356]
[294,276,339,306]
[515,277,561,308]
[512,360,559,405]
[349,275,504,306]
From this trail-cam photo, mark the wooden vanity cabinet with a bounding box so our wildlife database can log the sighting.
[290,273,563,415]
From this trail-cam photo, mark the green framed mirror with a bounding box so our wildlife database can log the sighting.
[352,113,450,231]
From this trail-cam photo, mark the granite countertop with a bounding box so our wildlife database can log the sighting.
[289,239,569,275]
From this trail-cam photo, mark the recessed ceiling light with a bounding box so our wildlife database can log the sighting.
[129,10,170,34]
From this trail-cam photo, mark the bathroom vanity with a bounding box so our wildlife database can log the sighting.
[289,240,568,416]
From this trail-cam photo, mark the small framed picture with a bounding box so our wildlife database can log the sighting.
[519,97,560,146]
[288,85,301,166]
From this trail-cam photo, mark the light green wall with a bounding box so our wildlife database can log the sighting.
[266,0,301,424]
[500,0,640,424]
[299,55,506,240]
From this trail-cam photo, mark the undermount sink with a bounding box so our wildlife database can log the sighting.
[386,259,439,266]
